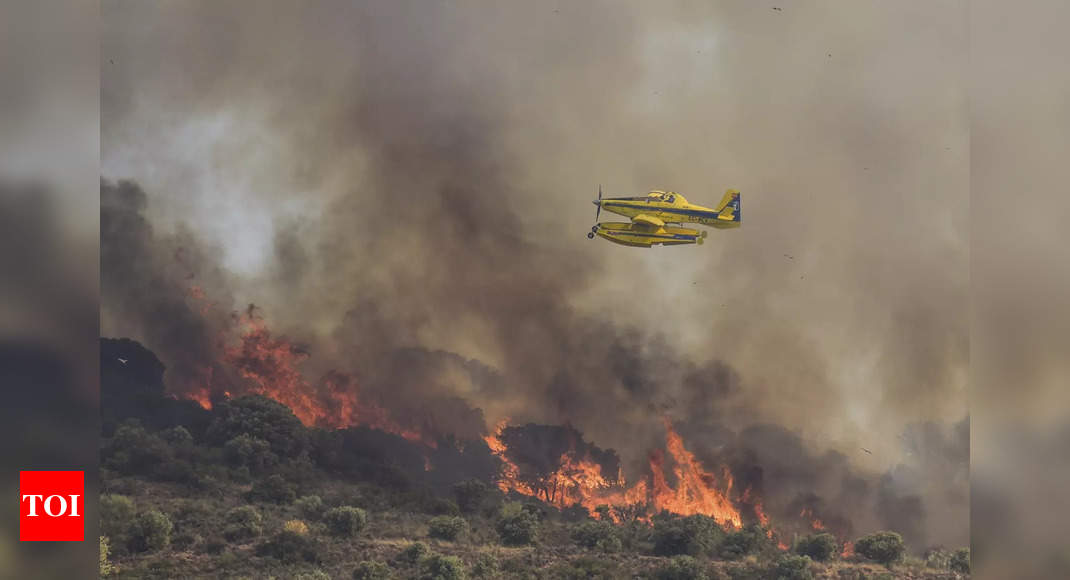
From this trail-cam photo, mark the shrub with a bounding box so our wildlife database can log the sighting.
[100,494,136,549]
[325,506,368,537]
[950,548,970,573]
[100,536,116,577]
[923,547,952,569]
[224,433,278,473]
[855,531,906,566]
[571,520,621,553]
[284,519,310,535]
[652,514,724,557]
[773,555,813,580]
[295,570,331,580]
[452,479,490,513]
[296,495,327,520]
[255,530,320,564]
[656,555,708,580]
[425,497,461,516]
[223,506,263,541]
[421,553,467,580]
[496,505,538,546]
[353,560,394,579]
[247,474,297,504]
[794,532,838,562]
[206,395,309,458]
[471,553,499,578]
[719,525,768,560]
[397,542,431,564]
[428,515,467,541]
[129,509,173,553]
[160,425,194,445]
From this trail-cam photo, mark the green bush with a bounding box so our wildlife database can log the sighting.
[129,509,173,553]
[496,504,538,546]
[428,515,468,541]
[247,474,297,504]
[100,494,136,550]
[794,532,838,562]
[571,520,621,553]
[296,495,326,520]
[773,555,813,580]
[471,553,499,578]
[950,547,970,573]
[397,542,431,564]
[353,560,394,579]
[160,425,194,445]
[452,479,490,513]
[295,570,331,580]
[652,514,724,557]
[223,505,263,541]
[656,555,707,580]
[421,553,467,580]
[923,547,951,569]
[325,506,368,537]
[224,433,278,473]
[854,531,906,566]
[100,536,116,577]
[206,395,309,458]
[255,530,320,564]
[719,525,768,560]
[424,497,461,516]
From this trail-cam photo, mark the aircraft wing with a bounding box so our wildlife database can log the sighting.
[631,214,665,228]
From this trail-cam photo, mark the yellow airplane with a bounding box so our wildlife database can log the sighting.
[587,187,741,247]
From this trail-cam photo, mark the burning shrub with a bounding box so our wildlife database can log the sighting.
[247,474,297,504]
[652,514,724,557]
[496,502,539,546]
[773,555,814,580]
[949,548,970,573]
[224,433,278,473]
[420,553,467,580]
[397,541,430,564]
[854,531,906,566]
[655,555,707,580]
[718,524,769,560]
[428,515,468,541]
[223,506,263,541]
[325,506,368,537]
[129,509,173,553]
[255,529,321,564]
[353,560,393,580]
[571,520,622,553]
[296,495,327,520]
[452,479,490,513]
[793,532,838,562]
[207,395,309,458]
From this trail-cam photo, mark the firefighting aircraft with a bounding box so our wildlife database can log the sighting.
[587,186,741,247]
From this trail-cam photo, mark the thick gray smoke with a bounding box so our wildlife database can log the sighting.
[102,1,968,550]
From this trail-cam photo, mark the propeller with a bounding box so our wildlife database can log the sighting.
[587,185,602,239]
[595,184,602,222]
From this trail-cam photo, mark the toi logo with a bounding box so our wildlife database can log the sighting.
[20,471,84,541]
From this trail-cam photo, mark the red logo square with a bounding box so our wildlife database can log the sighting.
[20,471,84,541]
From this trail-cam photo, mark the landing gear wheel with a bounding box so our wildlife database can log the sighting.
[591,225,599,233]
[700,230,708,238]
[697,237,704,245]
[587,232,595,239]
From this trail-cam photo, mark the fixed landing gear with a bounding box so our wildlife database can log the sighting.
[587,232,595,239]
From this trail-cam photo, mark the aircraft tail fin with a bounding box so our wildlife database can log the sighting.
[714,189,741,222]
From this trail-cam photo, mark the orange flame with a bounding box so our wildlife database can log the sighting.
[799,507,826,531]
[485,417,743,527]
[841,540,855,558]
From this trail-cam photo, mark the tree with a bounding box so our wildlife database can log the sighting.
[794,533,838,562]
[950,548,970,573]
[854,531,906,566]
[353,561,393,579]
[129,509,173,553]
[496,503,538,546]
[452,479,489,513]
[571,520,621,553]
[325,506,368,537]
[421,553,467,580]
[247,474,297,504]
[223,506,263,541]
[206,395,308,458]
[296,495,326,520]
[656,555,707,580]
[652,514,724,557]
[428,515,467,541]
[719,524,769,560]
[773,555,814,580]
